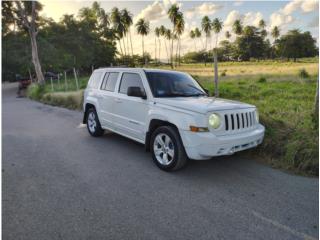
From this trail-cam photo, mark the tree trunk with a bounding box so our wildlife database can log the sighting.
[129,29,133,56]
[214,51,219,97]
[171,38,174,69]
[204,36,207,66]
[122,37,127,56]
[158,38,161,64]
[29,30,44,85]
[164,39,169,64]
[175,38,179,68]
[154,37,157,63]
[118,40,123,56]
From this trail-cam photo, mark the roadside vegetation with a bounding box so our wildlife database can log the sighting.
[27,59,319,176]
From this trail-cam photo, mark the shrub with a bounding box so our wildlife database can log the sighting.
[257,77,267,83]
[41,90,84,110]
[26,83,45,100]
[220,70,227,77]
[299,69,309,78]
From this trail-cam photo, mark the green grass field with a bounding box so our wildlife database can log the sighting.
[29,59,319,176]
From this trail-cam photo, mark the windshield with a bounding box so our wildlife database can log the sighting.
[145,71,206,98]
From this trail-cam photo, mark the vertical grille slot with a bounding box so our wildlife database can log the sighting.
[249,112,252,126]
[245,113,249,127]
[236,114,240,129]
[224,114,229,131]
[231,114,234,130]
[241,113,245,128]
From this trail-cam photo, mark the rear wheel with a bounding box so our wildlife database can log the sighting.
[86,108,104,137]
[151,126,188,171]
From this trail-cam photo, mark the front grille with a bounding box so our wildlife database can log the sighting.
[224,110,256,131]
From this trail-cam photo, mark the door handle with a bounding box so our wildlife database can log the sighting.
[114,98,122,103]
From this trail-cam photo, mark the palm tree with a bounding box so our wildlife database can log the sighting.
[135,18,150,65]
[271,26,280,42]
[194,27,203,50]
[201,16,211,65]
[154,27,160,63]
[258,19,266,29]
[160,25,169,63]
[190,30,196,51]
[212,18,223,97]
[232,19,243,35]
[121,9,133,56]
[271,26,280,59]
[212,18,223,48]
[111,7,125,56]
[168,4,180,68]
[165,29,172,64]
[175,13,185,66]
[155,27,161,63]
[225,31,231,39]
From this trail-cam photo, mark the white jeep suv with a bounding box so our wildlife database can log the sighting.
[83,68,265,171]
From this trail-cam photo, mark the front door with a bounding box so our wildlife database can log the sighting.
[112,72,148,142]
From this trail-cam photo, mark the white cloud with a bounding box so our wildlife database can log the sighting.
[269,12,294,28]
[281,0,318,15]
[185,3,223,19]
[134,0,179,23]
[224,10,242,27]
[134,1,166,23]
[301,0,319,12]
[224,10,263,27]
[243,12,263,27]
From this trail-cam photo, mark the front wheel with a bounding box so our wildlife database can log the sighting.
[86,108,104,137]
[150,126,188,171]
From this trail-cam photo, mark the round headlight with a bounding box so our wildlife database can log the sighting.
[255,110,259,123]
[209,113,221,129]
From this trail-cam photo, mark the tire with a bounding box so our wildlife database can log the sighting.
[150,126,188,171]
[86,108,104,137]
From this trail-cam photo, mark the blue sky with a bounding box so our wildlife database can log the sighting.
[40,0,319,57]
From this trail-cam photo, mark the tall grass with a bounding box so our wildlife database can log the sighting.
[28,61,318,176]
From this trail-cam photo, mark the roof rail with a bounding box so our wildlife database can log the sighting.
[98,65,129,69]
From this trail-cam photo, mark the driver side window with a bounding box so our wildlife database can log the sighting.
[119,73,145,94]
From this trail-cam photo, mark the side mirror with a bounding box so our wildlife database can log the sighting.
[127,86,147,99]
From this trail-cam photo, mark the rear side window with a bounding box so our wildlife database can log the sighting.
[88,72,102,89]
[101,72,119,92]
[119,73,144,94]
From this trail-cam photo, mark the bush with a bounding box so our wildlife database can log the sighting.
[220,70,227,77]
[299,69,310,78]
[26,83,45,100]
[257,77,267,83]
[41,90,84,110]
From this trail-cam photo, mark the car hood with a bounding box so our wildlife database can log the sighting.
[154,97,255,114]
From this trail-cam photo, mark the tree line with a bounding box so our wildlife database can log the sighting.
[2,1,318,82]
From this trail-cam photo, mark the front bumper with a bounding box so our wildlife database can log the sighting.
[179,124,265,160]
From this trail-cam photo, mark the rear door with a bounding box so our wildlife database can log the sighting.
[98,72,120,129]
[112,72,148,142]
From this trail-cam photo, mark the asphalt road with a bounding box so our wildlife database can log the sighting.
[2,83,319,240]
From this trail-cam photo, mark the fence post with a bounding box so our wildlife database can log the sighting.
[64,71,68,91]
[57,73,60,89]
[73,67,79,90]
[50,77,54,92]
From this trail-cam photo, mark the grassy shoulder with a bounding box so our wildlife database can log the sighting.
[27,60,319,176]
[27,84,84,110]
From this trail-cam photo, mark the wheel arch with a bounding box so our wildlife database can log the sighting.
[145,119,179,152]
[83,103,96,124]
